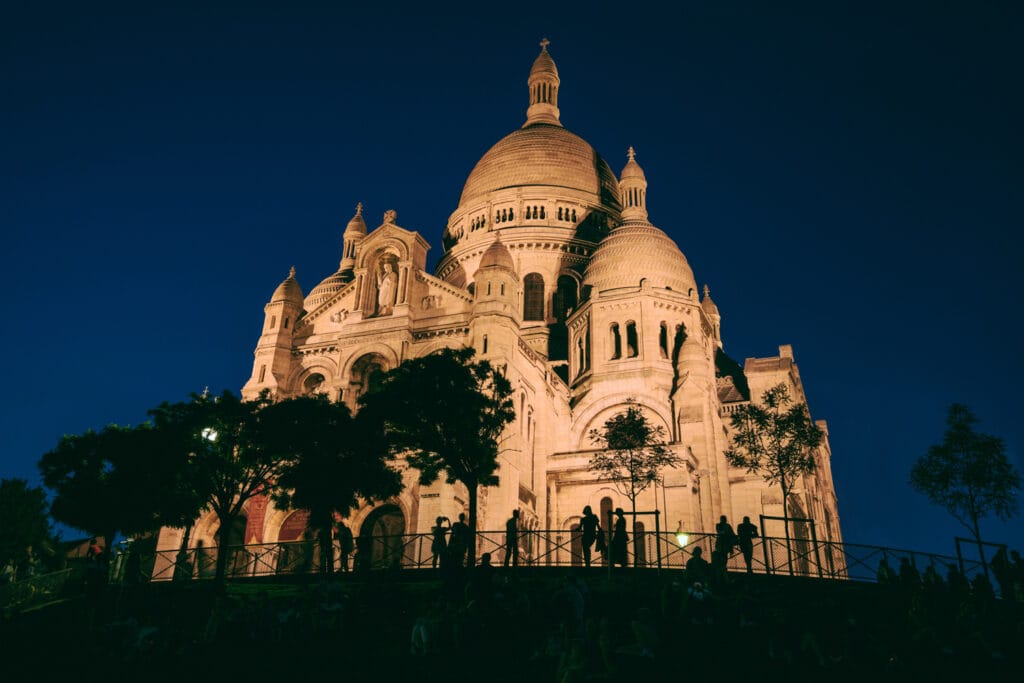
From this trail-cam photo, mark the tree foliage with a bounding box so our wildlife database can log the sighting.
[588,402,681,519]
[260,394,403,576]
[910,404,1020,547]
[358,347,515,567]
[724,383,823,520]
[147,390,285,582]
[0,478,53,573]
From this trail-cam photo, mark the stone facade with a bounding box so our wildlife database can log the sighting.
[155,43,843,563]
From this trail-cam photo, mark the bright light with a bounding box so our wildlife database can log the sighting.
[675,520,687,547]
[201,427,218,442]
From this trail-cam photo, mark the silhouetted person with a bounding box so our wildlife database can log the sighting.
[470,552,496,604]
[580,505,600,568]
[611,508,628,568]
[504,509,520,568]
[336,521,354,573]
[736,516,758,573]
[685,546,710,585]
[712,515,736,573]
[449,513,470,568]
[430,516,450,569]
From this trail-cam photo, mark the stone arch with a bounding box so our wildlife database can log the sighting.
[347,352,392,403]
[286,358,338,397]
[574,395,673,451]
[358,503,407,570]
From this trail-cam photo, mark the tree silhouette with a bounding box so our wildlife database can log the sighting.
[259,394,403,576]
[39,423,204,571]
[910,404,1020,554]
[0,478,53,575]
[358,348,514,568]
[725,382,823,567]
[588,402,680,528]
[148,390,283,583]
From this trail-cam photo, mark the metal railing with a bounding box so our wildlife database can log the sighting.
[124,529,992,588]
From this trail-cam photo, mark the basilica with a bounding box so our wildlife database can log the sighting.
[155,42,842,568]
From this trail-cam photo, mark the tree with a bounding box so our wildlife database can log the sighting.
[0,478,53,576]
[725,383,823,523]
[358,347,515,568]
[148,390,284,583]
[910,404,1020,556]
[259,394,403,576]
[588,402,681,530]
[39,421,210,575]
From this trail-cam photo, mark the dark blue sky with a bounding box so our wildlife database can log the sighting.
[3,1,1021,556]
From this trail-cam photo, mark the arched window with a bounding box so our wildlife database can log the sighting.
[553,275,578,322]
[523,273,545,321]
[672,324,687,364]
[269,316,277,329]
[500,283,505,296]
[467,282,476,297]
[659,322,669,359]
[486,281,492,296]
[482,335,488,354]
[576,337,585,375]
[609,323,621,360]
[283,318,289,330]
[625,321,638,358]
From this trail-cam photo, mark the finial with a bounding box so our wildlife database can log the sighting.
[355,202,362,216]
[627,146,636,162]
[289,265,296,279]
[383,209,397,224]
[540,37,550,51]
[703,284,710,298]
[201,386,209,399]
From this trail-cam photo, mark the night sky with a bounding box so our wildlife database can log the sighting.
[3,2,1021,556]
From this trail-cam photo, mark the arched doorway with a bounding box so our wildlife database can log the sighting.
[570,523,582,566]
[276,510,313,575]
[359,504,406,570]
[350,353,389,401]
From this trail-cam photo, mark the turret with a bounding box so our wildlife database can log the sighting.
[242,267,304,397]
[618,147,648,222]
[339,203,367,282]
[524,39,561,127]
[701,285,722,348]
[471,236,519,360]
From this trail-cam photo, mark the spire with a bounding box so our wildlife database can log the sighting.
[618,146,648,220]
[525,38,562,127]
[339,203,367,281]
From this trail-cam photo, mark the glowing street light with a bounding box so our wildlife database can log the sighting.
[675,521,688,548]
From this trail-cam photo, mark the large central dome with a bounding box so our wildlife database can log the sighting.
[458,123,621,209]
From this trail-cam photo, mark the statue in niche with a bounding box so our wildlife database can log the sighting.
[376,260,398,316]
[383,209,397,224]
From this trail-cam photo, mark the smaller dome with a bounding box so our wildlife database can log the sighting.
[305,270,349,309]
[271,267,304,306]
[701,285,720,317]
[530,42,558,79]
[477,237,515,273]
[620,147,645,181]
[583,222,697,296]
[345,203,367,235]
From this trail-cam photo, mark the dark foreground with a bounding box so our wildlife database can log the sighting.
[3,565,1022,681]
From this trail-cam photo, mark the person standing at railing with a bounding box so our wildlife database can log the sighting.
[713,515,736,576]
[611,508,628,568]
[504,509,520,568]
[430,516,450,569]
[736,516,758,574]
[448,513,470,568]
[580,506,601,568]
[336,521,354,574]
